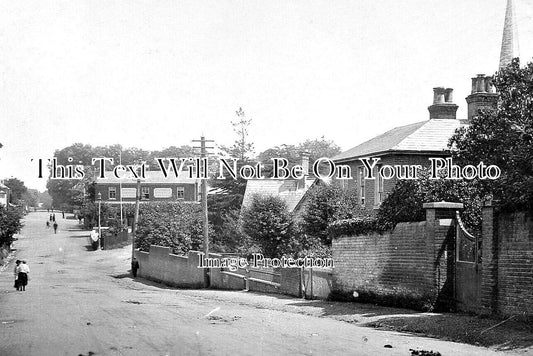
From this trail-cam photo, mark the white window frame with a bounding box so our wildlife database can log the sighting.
[141,186,150,200]
[358,167,365,205]
[176,186,185,199]
[108,187,117,200]
[374,164,384,207]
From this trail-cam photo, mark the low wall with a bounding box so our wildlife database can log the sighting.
[137,247,306,298]
[135,246,204,288]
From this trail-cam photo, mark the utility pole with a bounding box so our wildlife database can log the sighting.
[193,135,214,288]
[132,178,141,261]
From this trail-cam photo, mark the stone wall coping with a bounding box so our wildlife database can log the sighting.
[423,202,464,209]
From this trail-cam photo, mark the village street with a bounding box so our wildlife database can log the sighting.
[0,212,529,356]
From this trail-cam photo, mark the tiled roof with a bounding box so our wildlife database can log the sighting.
[333,119,466,161]
[241,178,316,212]
[95,170,200,184]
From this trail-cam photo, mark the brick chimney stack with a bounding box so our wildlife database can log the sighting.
[465,74,498,120]
[428,87,458,120]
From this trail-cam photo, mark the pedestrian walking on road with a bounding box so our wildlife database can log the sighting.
[13,260,21,290]
[131,258,140,278]
[49,214,53,221]
[62,211,65,219]
[52,214,56,222]
[53,222,58,234]
[17,260,30,291]
[46,221,50,229]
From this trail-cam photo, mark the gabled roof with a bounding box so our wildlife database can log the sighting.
[333,119,466,162]
[95,170,200,184]
[241,178,316,213]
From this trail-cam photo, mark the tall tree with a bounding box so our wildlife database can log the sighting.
[241,195,295,258]
[450,58,533,210]
[228,107,254,161]
[257,137,341,177]
[4,178,27,204]
[209,108,257,231]
[21,189,39,207]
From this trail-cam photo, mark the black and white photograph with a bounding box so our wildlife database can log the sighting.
[0,1,532,355]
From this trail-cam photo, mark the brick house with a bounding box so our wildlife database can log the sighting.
[94,171,200,204]
[332,79,499,212]
[332,0,520,213]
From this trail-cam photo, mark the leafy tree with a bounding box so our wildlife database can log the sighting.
[46,143,94,208]
[0,205,23,247]
[21,189,39,207]
[134,202,211,255]
[257,137,341,177]
[376,169,485,232]
[241,194,295,258]
[208,108,257,250]
[4,178,28,204]
[301,184,363,245]
[450,58,533,211]
[38,191,53,210]
[148,145,196,169]
[210,209,255,254]
[299,136,342,163]
[47,143,196,209]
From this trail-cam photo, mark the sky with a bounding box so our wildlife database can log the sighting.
[1,0,532,191]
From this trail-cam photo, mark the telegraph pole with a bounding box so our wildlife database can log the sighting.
[132,178,141,261]
[193,136,214,288]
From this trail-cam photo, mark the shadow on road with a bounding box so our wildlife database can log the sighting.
[281,299,533,351]
[69,234,88,239]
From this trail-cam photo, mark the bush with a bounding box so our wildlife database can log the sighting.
[301,184,365,245]
[134,202,211,255]
[376,168,484,233]
[0,206,24,247]
[241,194,296,258]
[210,208,255,254]
[327,216,381,239]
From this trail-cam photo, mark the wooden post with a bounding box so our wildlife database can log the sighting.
[132,178,141,261]
[193,136,214,288]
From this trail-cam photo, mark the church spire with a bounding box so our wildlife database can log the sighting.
[499,0,520,69]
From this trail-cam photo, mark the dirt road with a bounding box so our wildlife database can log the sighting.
[0,212,527,355]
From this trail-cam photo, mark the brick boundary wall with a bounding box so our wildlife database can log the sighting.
[331,202,459,311]
[481,205,533,317]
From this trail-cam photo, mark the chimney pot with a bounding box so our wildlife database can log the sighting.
[444,88,454,103]
[477,75,486,93]
[433,87,446,104]
[428,86,457,120]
